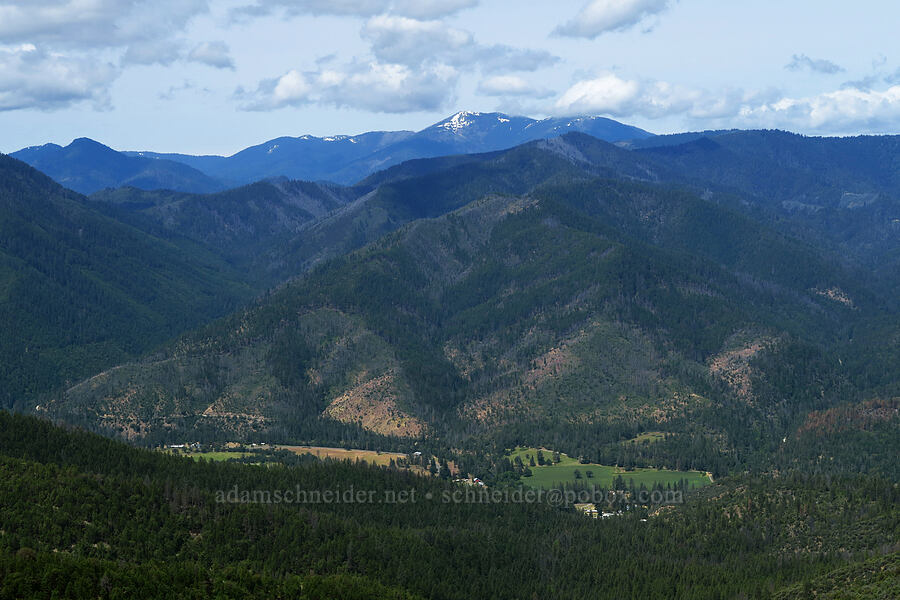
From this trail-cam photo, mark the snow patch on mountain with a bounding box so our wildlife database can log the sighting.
[439,111,483,133]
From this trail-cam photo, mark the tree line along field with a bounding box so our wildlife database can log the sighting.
[169,444,451,476]
[507,447,711,489]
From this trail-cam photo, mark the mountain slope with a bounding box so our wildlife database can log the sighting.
[277,134,670,276]
[0,154,252,410]
[48,163,873,466]
[11,138,227,194]
[635,130,900,276]
[89,178,361,283]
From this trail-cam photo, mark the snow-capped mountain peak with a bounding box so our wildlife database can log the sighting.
[438,111,483,133]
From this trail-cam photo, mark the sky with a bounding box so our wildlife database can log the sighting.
[1,0,899,155]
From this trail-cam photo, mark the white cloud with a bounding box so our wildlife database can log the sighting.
[237,8,555,115]
[187,41,235,69]
[361,15,557,73]
[478,75,553,98]
[232,0,477,20]
[0,0,208,49]
[785,54,845,75]
[555,0,671,39]
[0,2,230,107]
[554,73,696,117]
[238,61,458,113]
[0,44,117,111]
[362,15,472,66]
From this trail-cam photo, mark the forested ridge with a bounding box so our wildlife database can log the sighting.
[0,155,253,411]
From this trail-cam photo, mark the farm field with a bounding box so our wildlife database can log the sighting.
[275,445,408,467]
[173,445,408,466]
[176,444,452,477]
[507,447,711,489]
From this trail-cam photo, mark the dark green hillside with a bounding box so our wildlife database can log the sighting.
[0,155,252,410]
[278,134,665,275]
[0,412,897,599]
[637,131,900,274]
[90,179,360,283]
[49,169,878,475]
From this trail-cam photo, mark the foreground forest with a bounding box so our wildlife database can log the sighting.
[1,412,897,599]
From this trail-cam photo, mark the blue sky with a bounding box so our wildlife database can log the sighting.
[1,0,899,155]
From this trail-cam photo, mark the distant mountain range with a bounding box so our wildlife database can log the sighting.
[11,112,652,193]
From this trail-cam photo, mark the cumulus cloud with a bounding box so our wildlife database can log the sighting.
[237,61,458,113]
[555,0,671,39]
[361,14,557,73]
[0,44,117,111]
[785,54,845,75]
[478,75,553,98]
[362,15,472,66]
[0,0,208,49]
[553,73,697,118]
[187,41,235,69]
[235,6,554,115]
[0,1,247,110]
[232,0,477,20]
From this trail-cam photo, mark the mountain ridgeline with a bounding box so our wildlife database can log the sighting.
[10,137,226,195]
[13,112,653,192]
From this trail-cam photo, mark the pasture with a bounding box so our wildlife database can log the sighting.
[508,447,711,489]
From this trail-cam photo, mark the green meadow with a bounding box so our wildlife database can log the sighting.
[507,447,711,489]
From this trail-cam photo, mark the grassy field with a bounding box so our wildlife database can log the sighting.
[275,445,409,467]
[508,447,711,489]
[627,431,666,444]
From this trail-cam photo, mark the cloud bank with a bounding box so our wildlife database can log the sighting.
[553,72,900,134]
